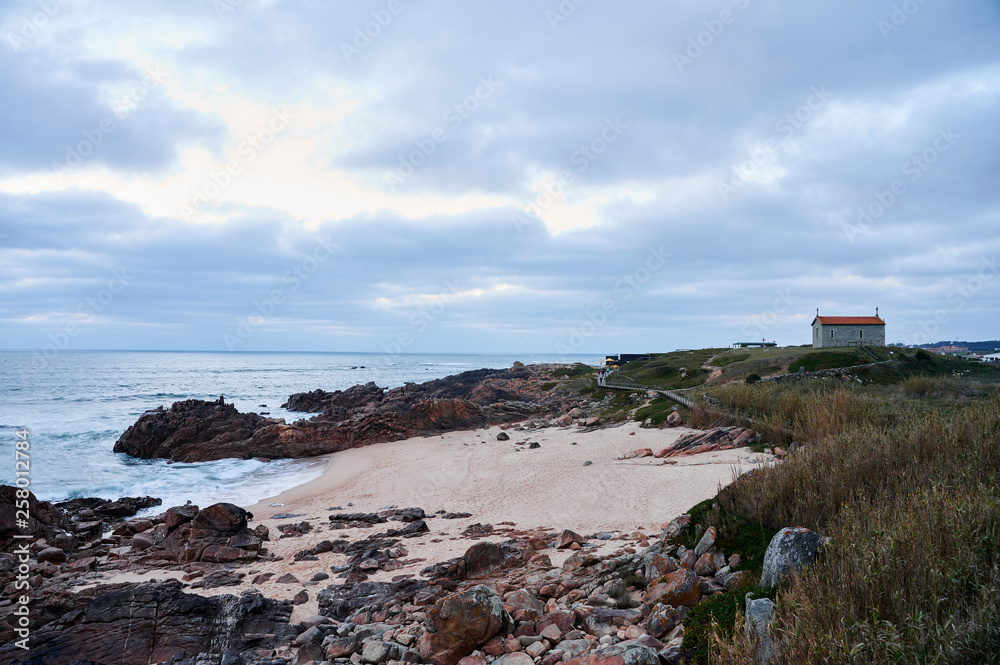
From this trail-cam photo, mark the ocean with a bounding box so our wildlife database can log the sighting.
[0,350,593,510]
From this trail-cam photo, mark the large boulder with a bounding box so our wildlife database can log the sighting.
[464,540,529,578]
[418,585,510,665]
[644,553,679,583]
[642,568,700,609]
[644,603,680,639]
[188,502,247,537]
[148,503,263,564]
[759,527,825,588]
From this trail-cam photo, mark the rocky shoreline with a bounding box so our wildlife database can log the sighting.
[114,365,591,463]
[1,363,802,665]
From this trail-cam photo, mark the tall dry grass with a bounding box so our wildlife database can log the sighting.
[691,381,900,447]
[709,393,1000,664]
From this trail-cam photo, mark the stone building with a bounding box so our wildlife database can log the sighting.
[811,311,885,349]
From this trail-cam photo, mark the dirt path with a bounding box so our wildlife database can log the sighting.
[702,356,723,382]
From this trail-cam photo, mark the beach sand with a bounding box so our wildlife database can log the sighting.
[94,422,772,622]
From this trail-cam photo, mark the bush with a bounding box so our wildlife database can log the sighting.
[744,373,761,384]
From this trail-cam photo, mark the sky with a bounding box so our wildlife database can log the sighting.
[0,0,998,357]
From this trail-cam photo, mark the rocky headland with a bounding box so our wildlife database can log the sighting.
[114,365,590,463]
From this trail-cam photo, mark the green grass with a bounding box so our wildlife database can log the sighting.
[594,391,642,423]
[539,382,557,391]
[788,351,866,373]
[679,498,778,577]
[682,586,778,665]
[612,346,910,391]
[613,349,725,390]
[634,397,677,425]
[712,353,750,367]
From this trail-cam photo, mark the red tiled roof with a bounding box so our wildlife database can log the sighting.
[814,316,884,325]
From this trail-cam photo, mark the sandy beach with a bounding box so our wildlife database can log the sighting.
[94,422,771,624]
[247,422,768,533]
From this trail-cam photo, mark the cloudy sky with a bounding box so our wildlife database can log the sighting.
[1,0,998,356]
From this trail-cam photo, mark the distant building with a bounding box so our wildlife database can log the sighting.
[602,353,650,367]
[811,309,886,349]
[927,345,969,355]
[731,341,777,348]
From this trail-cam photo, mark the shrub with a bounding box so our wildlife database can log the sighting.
[744,373,761,384]
[608,580,639,609]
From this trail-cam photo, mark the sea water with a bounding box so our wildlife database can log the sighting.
[0,351,591,509]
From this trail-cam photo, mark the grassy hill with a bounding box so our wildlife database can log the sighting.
[609,345,994,393]
[545,348,1000,663]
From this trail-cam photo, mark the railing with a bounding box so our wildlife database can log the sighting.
[598,370,695,409]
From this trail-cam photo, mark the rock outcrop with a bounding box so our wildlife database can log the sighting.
[0,486,159,559]
[656,427,756,457]
[125,502,266,565]
[0,580,295,664]
[115,365,581,462]
[282,381,385,413]
[113,399,288,462]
